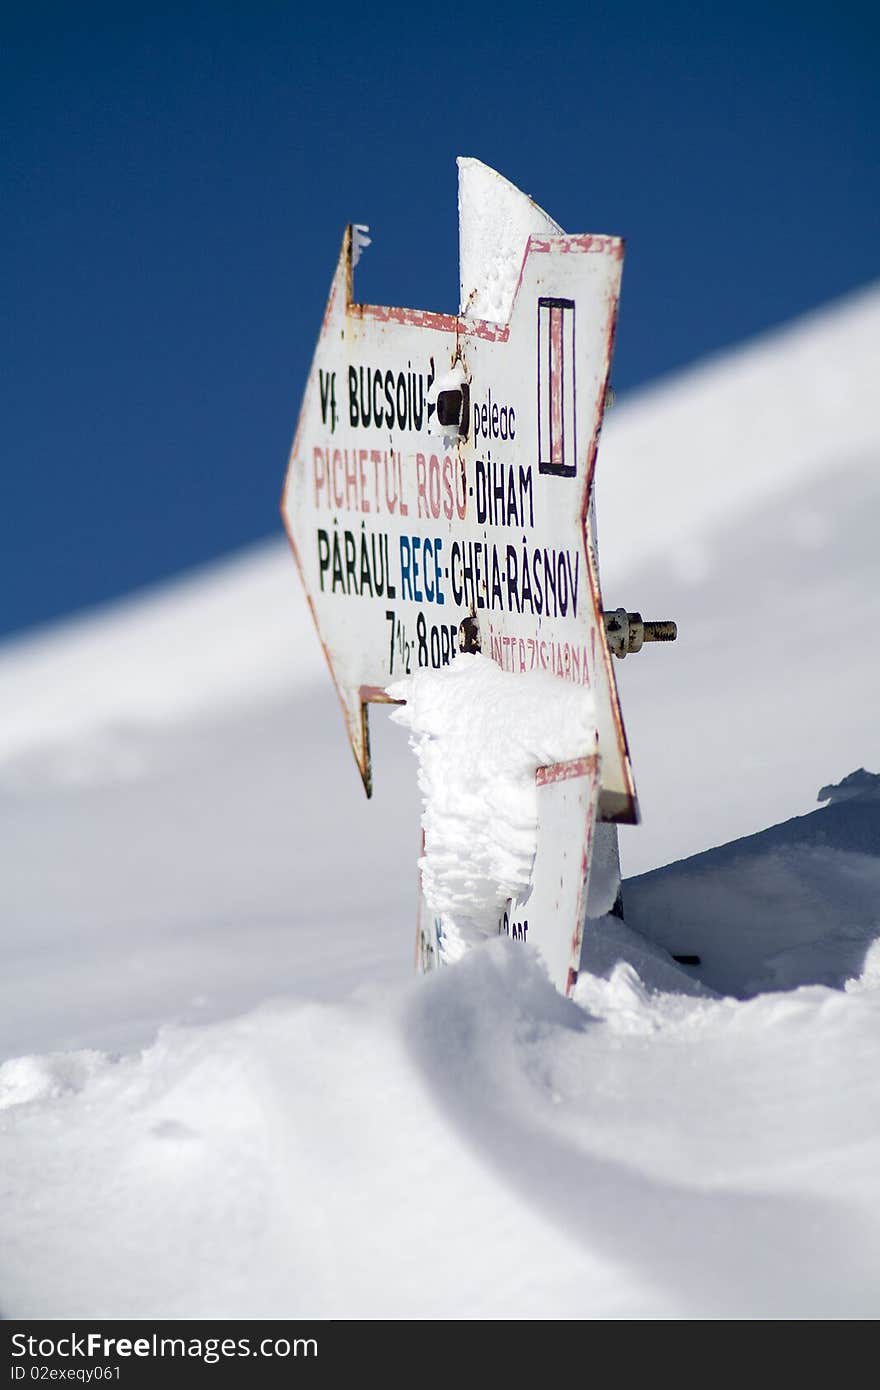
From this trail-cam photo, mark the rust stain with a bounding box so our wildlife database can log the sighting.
[360,684,404,705]
[577,257,639,826]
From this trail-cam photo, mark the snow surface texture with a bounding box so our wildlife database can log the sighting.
[389,655,596,958]
[2,943,879,1318]
[1,284,879,1318]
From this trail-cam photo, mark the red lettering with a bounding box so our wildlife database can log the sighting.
[416,453,428,518]
[358,450,370,512]
[371,450,382,513]
[332,450,345,508]
[313,446,327,508]
[428,454,441,518]
[442,456,454,518]
[345,450,358,510]
[385,451,399,514]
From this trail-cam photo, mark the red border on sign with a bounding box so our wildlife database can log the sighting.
[536,755,599,787]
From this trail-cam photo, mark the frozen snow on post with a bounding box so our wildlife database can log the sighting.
[281,158,673,995]
[457,156,563,324]
[390,655,597,967]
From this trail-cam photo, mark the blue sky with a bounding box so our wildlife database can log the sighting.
[3,2,877,639]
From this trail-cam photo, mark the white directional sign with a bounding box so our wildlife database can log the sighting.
[282,159,638,996]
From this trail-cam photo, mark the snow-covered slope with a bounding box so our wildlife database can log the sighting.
[625,770,880,998]
[598,281,880,874]
[0,284,878,1319]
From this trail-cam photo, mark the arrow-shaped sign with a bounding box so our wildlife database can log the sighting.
[283,160,635,810]
[282,159,644,994]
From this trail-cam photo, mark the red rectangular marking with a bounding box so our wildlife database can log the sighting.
[550,305,564,466]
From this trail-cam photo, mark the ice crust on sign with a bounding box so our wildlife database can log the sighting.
[389,654,596,960]
[458,157,563,325]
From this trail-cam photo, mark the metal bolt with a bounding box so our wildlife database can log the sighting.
[458,614,482,654]
[603,609,677,659]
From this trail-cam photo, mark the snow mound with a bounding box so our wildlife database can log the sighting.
[625,769,880,996]
[2,943,880,1319]
[0,1051,107,1112]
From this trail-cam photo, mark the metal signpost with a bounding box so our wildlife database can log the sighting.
[282,159,674,997]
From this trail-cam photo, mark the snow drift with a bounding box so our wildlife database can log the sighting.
[1,282,878,1319]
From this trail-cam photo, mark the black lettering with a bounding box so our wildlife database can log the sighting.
[505,545,520,613]
[461,542,475,610]
[371,532,384,597]
[492,458,504,526]
[520,541,533,612]
[558,552,569,615]
[317,529,330,591]
[331,531,344,592]
[399,536,412,600]
[412,372,424,430]
[348,366,359,428]
[359,366,372,427]
[544,550,557,614]
[359,527,374,597]
[319,370,333,427]
[532,547,544,614]
[490,546,503,610]
[506,467,518,526]
[384,533,396,598]
[567,551,579,616]
[344,531,357,594]
[475,459,487,524]
[519,466,534,527]
[451,542,463,605]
